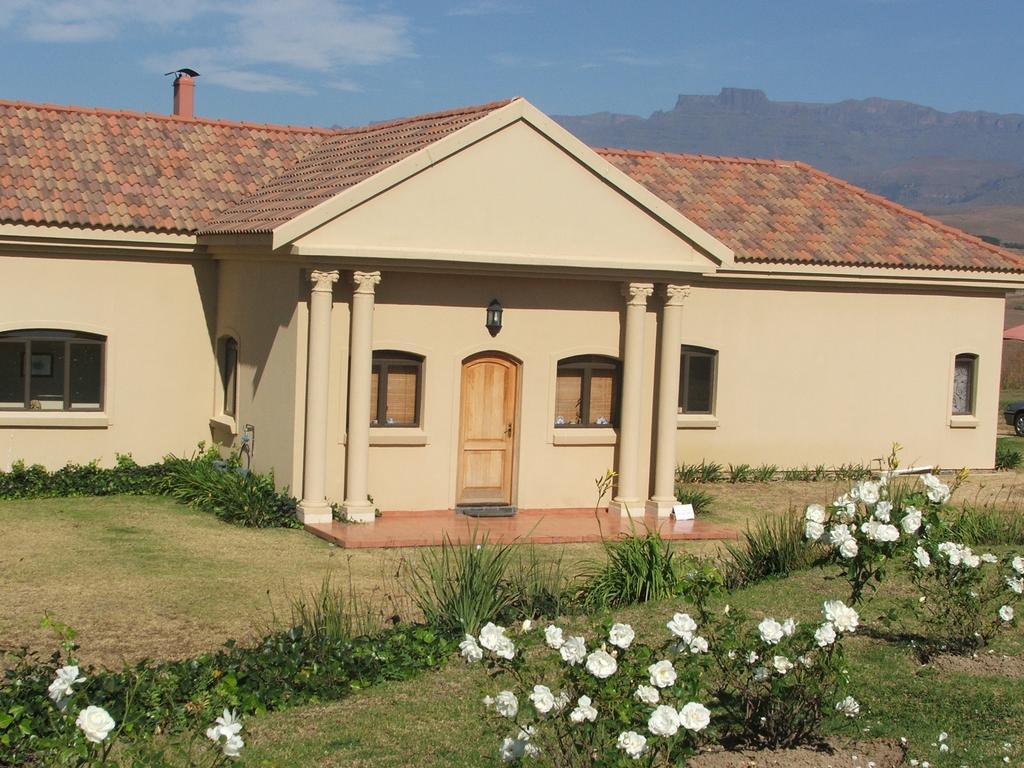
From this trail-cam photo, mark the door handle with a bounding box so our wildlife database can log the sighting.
[505,423,513,438]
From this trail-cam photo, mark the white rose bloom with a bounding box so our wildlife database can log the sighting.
[521,619,533,632]
[492,636,516,660]
[757,617,784,644]
[805,504,827,524]
[1007,576,1024,595]
[560,635,587,665]
[1012,555,1024,575]
[499,737,526,763]
[616,731,647,760]
[569,695,598,723]
[938,541,963,566]
[222,734,244,758]
[858,481,881,505]
[922,474,950,504]
[478,622,507,651]
[815,622,837,647]
[529,684,556,714]
[635,685,660,705]
[544,625,565,649]
[48,665,85,704]
[772,655,794,675]
[901,507,922,534]
[873,500,892,522]
[782,618,797,636]
[647,705,681,737]
[873,524,900,543]
[76,706,115,744]
[799,655,814,668]
[805,520,825,541]
[482,695,494,708]
[914,547,931,569]
[688,636,709,654]
[999,605,1015,622]
[495,690,519,718]
[860,520,880,539]
[752,666,771,682]
[678,702,712,732]
[746,651,759,665]
[828,524,853,546]
[459,634,483,663]
[667,612,698,641]
[835,696,860,717]
[834,500,857,522]
[981,553,998,564]
[824,600,859,633]
[586,649,618,679]
[648,659,677,689]
[963,550,981,569]
[609,623,635,649]
[210,708,242,740]
[840,538,859,559]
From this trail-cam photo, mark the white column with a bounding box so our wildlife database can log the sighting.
[647,285,690,517]
[609,281,653,518]
[341,270,381,523]
[297,269,339,524]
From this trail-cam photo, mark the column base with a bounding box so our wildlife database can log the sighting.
[645,497,677,518]
[340,501,376,524]
[297,501,333,525]
[608,498,644,518]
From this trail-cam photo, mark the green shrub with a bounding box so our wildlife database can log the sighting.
[947,503,1024,546]
[0,454,168,499]
[576,528,680,610]
[721,511,821,589]
[752,464,778,482]
[507,545,573,620]
[288,573,388,644]
[675,486,715,514]
[728,463,752,483]
[404,531,519,636]
[996,444,1022,471]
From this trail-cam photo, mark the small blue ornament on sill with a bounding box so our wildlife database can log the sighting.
[554,415,565,425]
[594,416,609,425]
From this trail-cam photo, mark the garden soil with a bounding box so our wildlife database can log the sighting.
[691,738,905,768]
[929,652,1024,678]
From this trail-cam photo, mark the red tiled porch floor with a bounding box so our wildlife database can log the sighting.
[305,508,738,549]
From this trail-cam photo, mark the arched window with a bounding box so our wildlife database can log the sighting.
[371,351,423,427]
[952,353,978,416]
[679,345,717,415]
[219,337,239,418]
[555,355,620,427]
[0,329,105,411]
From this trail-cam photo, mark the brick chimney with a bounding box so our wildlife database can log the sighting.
[169,70,199,119]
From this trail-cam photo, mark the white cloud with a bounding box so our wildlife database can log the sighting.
[327,78,363,93]
[4,1,413,94]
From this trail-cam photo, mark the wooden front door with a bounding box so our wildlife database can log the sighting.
[456,354,519,506]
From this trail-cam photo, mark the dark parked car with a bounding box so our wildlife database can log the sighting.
[1004,401,1024,436]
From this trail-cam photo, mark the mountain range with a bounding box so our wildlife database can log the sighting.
[554,88,1024,246]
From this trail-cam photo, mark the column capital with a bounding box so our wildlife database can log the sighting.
[353,270,382,295]
[309,269,340,294]
[622,282,654,307]
[664,284,691,306]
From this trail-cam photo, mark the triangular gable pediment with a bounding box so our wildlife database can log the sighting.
[283,100,732,274]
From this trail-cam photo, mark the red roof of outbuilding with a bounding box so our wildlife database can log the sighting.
[1,97,1022,273]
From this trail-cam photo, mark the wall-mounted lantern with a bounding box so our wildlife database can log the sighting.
[485,299,503,337]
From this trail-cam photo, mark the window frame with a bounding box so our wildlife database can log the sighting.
[370,350,424,428]
[0,329,106,412]
[952,352,978,417]
[679,345,718,415]
[554,354,621,428]
[219,336,239,419]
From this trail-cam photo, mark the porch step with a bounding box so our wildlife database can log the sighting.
[458,505,516,518]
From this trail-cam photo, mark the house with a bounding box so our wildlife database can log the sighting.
[2,77,1023,524]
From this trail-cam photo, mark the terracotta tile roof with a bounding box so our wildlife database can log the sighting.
[200,99,515,234]
[598,148,1024,273]
[0,99,330,234]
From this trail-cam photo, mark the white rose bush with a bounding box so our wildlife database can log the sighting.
[464,619,712,766]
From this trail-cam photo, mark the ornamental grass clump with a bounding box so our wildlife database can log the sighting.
[576,528,681,611]
[462,616,712,766]
[721,511,820,589]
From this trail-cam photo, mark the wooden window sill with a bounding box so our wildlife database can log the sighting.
[552,428,618,446]
[0,411,109,428]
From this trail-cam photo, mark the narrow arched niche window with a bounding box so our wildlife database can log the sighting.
[555,355,620,427]
[679,345,718,415]
[952,353,978,416]
[219,337,239,418]
[0,329,106,411]
[371,351,423,427]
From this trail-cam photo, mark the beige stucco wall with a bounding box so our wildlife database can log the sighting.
[318,271,654,511]
[214,260,307,493]
[0,254,217,469]
[670,281,1004,472]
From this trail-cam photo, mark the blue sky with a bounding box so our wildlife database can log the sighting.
[0,0,1021,127]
